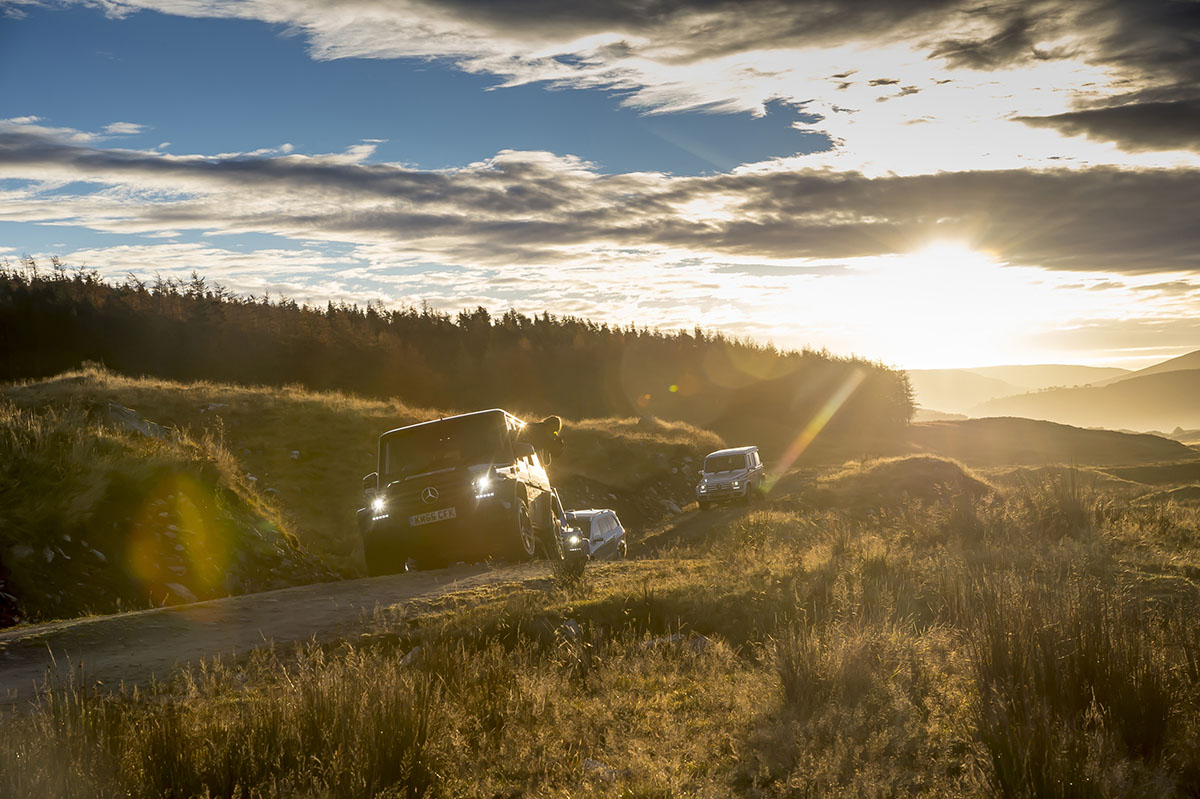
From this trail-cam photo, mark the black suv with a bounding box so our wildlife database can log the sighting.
[358,409,561,575]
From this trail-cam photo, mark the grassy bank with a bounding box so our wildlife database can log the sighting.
[1,367,721,622]
[5,462,1200,797]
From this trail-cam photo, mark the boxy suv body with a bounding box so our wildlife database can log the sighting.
[358,409,558,574]
[695,445,765,510]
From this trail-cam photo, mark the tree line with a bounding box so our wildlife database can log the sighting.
[0,258,913,453]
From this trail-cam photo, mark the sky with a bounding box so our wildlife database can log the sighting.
[1,0,1198,369]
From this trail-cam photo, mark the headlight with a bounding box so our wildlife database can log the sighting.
[698,485,707,493]
[474,475,495,499]
[567,534,582,546]
[732,481,741,489]
[370,496,386,513]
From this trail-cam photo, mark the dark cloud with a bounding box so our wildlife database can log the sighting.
[928,12,1043,70]
[2,125,1196,276]
[1016,99,1200,152]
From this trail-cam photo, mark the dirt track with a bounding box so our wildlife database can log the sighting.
[0,496,765,709]
[0,561,548,707]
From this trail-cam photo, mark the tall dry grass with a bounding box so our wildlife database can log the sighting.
[4,465,1200,797]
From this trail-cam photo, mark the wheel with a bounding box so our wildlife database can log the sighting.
[506,499,537,562]
[617,539,628,560]
[698,500,711,512]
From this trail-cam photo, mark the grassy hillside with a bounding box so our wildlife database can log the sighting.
[911,416,1198,466]
[973,369,1200,432]
[1,367,723,613]
[5,461,1200,796]
[0,400,333,625]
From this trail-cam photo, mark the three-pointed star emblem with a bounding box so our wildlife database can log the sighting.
[421,486,439,504]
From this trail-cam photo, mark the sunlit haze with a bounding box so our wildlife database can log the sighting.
[2,0,1197,369]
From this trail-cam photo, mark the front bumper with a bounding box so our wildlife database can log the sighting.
[696,482,749,503]
[364,484,517,560]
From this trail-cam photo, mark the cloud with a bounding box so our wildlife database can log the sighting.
[37,0,1197,165]
[1016,99,1200,152]
[2,119,1197,276]
[103,121,146,135]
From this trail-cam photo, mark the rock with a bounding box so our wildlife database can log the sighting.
[689,635,714,654]
[43,547,55,563]
[289,450,300,460]
[90,549,107,563]
[642,634,684,649]
[174,544,185,552]
[62,533,71,542]
[9,545,33,561]
[400,646,422,666]
[164,583,197,603]
[106,402,167,438]
[158,512,169,519]
[560,620,581,639]
[168,565,186,576]
[247,474,258,483]
[583,758,621,782]
[661,499,682,515]
[266,487,280,496]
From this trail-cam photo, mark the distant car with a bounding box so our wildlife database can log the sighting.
[696,445,766,510]
[551,488,588,569]
[563,508,628,561]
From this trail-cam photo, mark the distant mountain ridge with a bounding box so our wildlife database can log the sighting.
[1092,349,1200,386]
[973,368,1200,432]
[908,363,1130,415]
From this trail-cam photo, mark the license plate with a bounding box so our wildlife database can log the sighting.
[410,507,456,526]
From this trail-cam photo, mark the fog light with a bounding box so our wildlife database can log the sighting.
[568,534,582,546]
[370,496,386,513]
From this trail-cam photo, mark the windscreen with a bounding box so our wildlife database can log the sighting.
[567,516,592,535]
[382,413,510,480]
[704,454,746,473]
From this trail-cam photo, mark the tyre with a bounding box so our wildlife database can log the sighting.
[542,512,566,562]
[698,500,711,511]
[506,499,537,562]
[617,539,628,560]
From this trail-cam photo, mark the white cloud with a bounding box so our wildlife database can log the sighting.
[103,121,146,135]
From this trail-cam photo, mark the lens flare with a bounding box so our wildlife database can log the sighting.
[124,474,235,608]
[766,368,866,491]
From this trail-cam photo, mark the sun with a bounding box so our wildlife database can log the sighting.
[854,241,1051,368]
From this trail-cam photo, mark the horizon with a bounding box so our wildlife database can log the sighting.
[2,0,1198,370]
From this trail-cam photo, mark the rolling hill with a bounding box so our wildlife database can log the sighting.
[1091,348,1200,386]
[972,369,1200,432]
[906,369,1027,414]
[907,364,1129,414]
[909,415,1197,466]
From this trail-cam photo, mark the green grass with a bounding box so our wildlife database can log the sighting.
[5,465,1200,797]
[0,399,331,623]
[2,367,722,588]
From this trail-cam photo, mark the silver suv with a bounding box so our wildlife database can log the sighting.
[695,445,765,510]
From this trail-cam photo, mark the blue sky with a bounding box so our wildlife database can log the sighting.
[1,0,1198,369]
[1,6,824,174]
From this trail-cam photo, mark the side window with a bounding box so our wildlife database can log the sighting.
[753,452,761,468]
[611,514,623,531]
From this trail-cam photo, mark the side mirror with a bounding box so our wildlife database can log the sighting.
[514,442,535,460]
[697,469,704,477]
[362,472,378,494]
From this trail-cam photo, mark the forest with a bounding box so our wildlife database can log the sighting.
[0,259,913,452]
